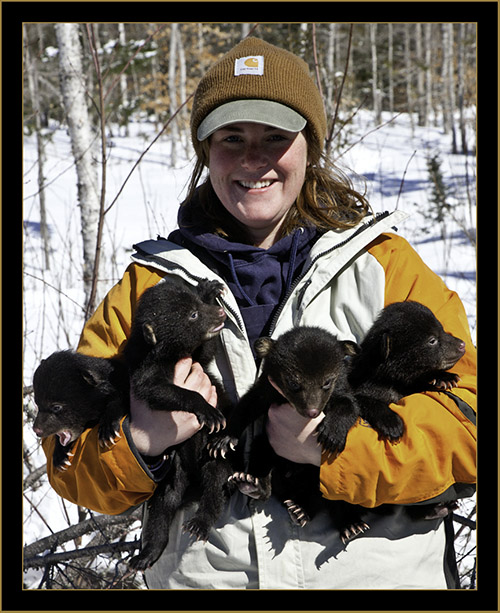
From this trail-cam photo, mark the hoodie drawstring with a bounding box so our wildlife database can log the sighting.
[227,252,257,307]
[284,228,303,297]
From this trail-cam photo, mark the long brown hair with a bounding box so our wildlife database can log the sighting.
[181,126,371,243]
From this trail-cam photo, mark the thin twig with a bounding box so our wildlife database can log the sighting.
[326,24,354,155]
[23,492,55,535]
[24,272,85,311]
[84,24,108,321]
[454,506,477,539]
[335,112,402,162]
[331,95,368,144]
[243,23,260,39]
[311,24,324,101]
[395,150,416,209]
[103,93,194,217]
[23,464,48,490]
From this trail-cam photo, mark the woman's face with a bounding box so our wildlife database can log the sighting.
[208,122,308,248]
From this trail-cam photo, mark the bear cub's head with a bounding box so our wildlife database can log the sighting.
[32,351,113,446]
[134,278,226,356]
[255,326,356,419]
[362,301,466,381]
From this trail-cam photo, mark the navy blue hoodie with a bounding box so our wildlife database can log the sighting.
[168,204,320,353]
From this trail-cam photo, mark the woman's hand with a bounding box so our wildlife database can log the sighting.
[266,402,323,467]
[128,357,218,456]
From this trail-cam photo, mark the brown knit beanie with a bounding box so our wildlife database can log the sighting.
[190,37,327,156]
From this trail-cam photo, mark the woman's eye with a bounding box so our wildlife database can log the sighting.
[268,134,287,142]
[223,135,242,143]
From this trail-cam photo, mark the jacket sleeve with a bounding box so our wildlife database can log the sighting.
[319,233,476,507]
[42,263,165,515]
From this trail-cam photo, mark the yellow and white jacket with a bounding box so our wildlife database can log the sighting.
[42,211,476,589]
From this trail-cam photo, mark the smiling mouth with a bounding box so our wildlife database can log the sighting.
[237,180,274,189]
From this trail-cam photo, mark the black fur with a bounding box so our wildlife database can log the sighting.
[32,351,128,469]
[337,301,467,535]
[127,277,234,571]
[213,303,467,544]
[348,300,466,441]
[209,326,361,531]
[124,277,228,431]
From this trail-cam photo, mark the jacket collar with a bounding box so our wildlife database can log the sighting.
[130,210,409,334]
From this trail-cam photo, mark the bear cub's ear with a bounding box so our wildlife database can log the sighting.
[142,322,157,346]
[381,332,392,360]
[339,340,360,357]
[254,337,274,358]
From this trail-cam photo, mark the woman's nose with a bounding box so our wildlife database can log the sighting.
[240,144,268,170]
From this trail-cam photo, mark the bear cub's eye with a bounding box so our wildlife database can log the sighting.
[287,380,302,393]
[189,311,199,320]
[427,336,438,346]
[51,404,64,414]
[322,379,333,390]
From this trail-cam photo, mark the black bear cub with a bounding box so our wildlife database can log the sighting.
[126,277,234,571]
[124,277,228,432]
[343,300,466,528]
[209,326,363,532]
[32,351,128,470]
[348,300,466,440]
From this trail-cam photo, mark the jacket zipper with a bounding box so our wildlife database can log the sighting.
[132,248,247,334]
[134,210,393,341]
[267,211,391,337]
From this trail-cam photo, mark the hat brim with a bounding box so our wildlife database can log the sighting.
[197,100,307,141]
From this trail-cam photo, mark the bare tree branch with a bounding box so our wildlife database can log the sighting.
[395,150,417,210]
[311,24,324,101]
[24,272,86,312]
[24,510,141,559]
[325,24,354,155]
[103,93,194,217]
[84,23,108,321]
[334,112,402,162]
[24,464,47,490]
[24,539,139,569]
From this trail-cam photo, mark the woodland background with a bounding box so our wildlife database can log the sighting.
[22,22,477,590]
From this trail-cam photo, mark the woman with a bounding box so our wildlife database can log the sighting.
[42,37,476,589]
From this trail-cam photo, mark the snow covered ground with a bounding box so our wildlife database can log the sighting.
[23,110,477,588]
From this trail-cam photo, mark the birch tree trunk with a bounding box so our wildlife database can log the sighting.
[24,25,51,269]
[370,24,382,125]
[55,23,100,307]
[387,23,394,115]
[442,23,458,152]
[416,24,426,126]
[168,23,179,167]
[456,23,468,154]
[118,23,130,136]
[177,26,189,156]
[424,24,433,126]
[404,24,414,134]
[325,23,336,119]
